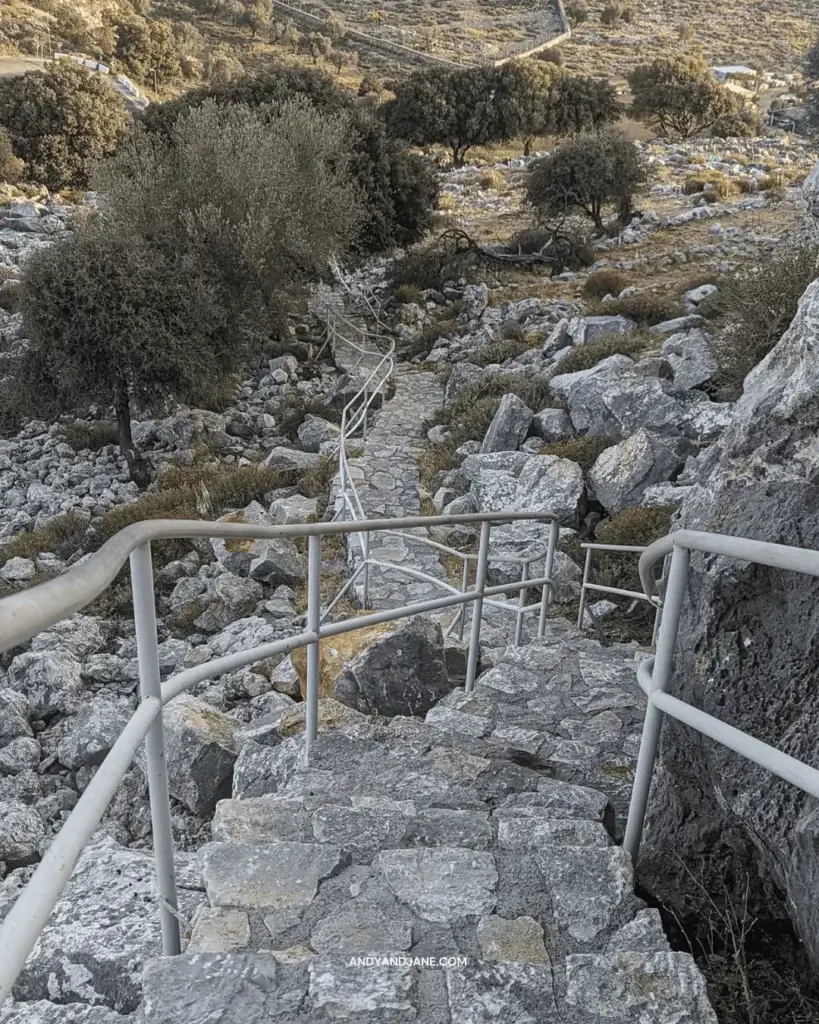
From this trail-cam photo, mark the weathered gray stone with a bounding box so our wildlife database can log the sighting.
[534,847,635,943]
[310,905,414,955]
[161,694,237,814]
[607,909,670,953]
[445,962,555,1022]
[401,808,493,851]
[477,915,550,964]
[376,847,497,923]
[142,952,302,1023]
[12,836,202,1013]
[263,446,325,472]
[309,958,416,1019]
[57,697,131,769]
[297,415,340,452]
[6,652,84,718]
[195,575,263,633]
[0,690,32,745]
[565,952,717,1022]
[201,840,345,909]
[247,539,305,586]
[660,329,717,390]
[187,907,251,954]
[270,493,317,526]
[529,408,573,443]
[0,799,44,862]
[0,736,40,774]
[0,1002,129,1023]
[640,279,819,971]
[312,804,408,861]
[588,429,695,513]
[332,616,454,718]
[0,556,35,582]
[480,394,533,454]
[497,818,610,851]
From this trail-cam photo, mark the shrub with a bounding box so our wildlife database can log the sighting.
[15,101,362,484]
[600,4,623,26]
[435,373,564,447]
[582,269,631,300]
[469,336,536,367]
[593,506,673,592]
[402,318,462,360]
[628,56,745,140]
[714,243,819,394]
[479,169,505,190]
[0,128,24,185]
[527,132,649,232]
[565,3,588,23]
[60,420,120,451]
[0,63,128,189]
[683,171,739,198]
[541,435,614,471]
[0,512,88,568]
[557,330,650,374]
[591,291,682,325]
[394,284,425,306]
[115,18,182,86]
[551,75,623,137]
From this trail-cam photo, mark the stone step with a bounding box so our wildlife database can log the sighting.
[140,948,716,1023]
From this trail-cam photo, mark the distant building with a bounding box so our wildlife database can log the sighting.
[712,64,757,83]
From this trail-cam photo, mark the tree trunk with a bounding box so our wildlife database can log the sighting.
[523,137,532,157]
[115,374,151,489]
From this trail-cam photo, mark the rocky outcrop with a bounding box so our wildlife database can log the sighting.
[639,274,819,968]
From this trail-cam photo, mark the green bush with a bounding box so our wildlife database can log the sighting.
[0,63,128,189]
[683,171,740,198]
[402,318,462,360]
[0,512,88,568]
[0,128,24,185]
[469,336,536,367]
[557,330,650,374]
[541,436,614,471]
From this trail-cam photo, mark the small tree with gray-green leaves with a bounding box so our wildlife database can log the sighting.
[15,100,363,484]
[526,131,649,232]
[628,55,740,139]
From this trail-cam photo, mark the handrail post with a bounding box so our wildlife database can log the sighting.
[623,542,690,863]
[130,542,180,957]
[514,559,529,647]
[465,521,491,692]
[458,558,470,642]
[362,389,368,439]
[363,530,370,607]
[577,545,593,629]
[538,519,560,638]
[305,534,322,759]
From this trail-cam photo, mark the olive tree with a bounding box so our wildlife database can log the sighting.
[0,63,128,189]
[17,100,363,483]
[526,131,649,232]
[628,55,738,139]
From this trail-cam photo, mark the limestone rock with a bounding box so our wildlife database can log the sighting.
[0,736,40,775]
[0,1002,129,1023]
[187,907,251,954]
[57,697,131,769]
[0,690,32,745]
[10,836,202,1013]
[480,394,533,454]
[477,915,550,964]
[660,329,717,390]
[6,652,84,718]
[588,429,695,513]
[0,799,44,863]
[161,694,238,814]
[194,574,263,633]
[376,847,498,923]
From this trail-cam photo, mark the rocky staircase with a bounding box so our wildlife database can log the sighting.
[137,621,716,1023]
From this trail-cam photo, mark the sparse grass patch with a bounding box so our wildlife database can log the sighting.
[591,291,683,326]
[401,318,464,360]
[432,373,563,448]
[582,269,631,300]
[683,171,740,200]
[713,243,819,396]
[469,335,538,368]
[0,512,88,568]
[479,169,505,191]
[59,420,119,451]
[541,436,614,472]
[594,505,673,593]
[394,284,425,306]
[557,330,652,374]
[418,439,457,490]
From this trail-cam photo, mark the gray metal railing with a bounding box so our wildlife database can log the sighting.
[0,508,562,1003]
[577,542,664,643]
[623,528,819,861]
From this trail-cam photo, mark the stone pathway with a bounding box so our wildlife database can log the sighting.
[134,621,716,1023]
[334,367,449,610]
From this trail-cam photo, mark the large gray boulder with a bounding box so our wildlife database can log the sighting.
[639,277,819,970]
[480,394,532,453]
[160,694,238,814]
[6,652,84,718]
[549,356,731,442]
[194,574,263,633]
[660,329,717,390]
[327,616,453,718]
[0,690,32,745]
[0,799,44,863]
[588,429,695,514]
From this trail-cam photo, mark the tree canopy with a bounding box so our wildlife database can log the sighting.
[628,55,743,139]
[0,63,128,189]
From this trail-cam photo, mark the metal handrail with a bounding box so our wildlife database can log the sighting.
[624,528,819,862]
[576,542,664,643]
[0,509,562,1003]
